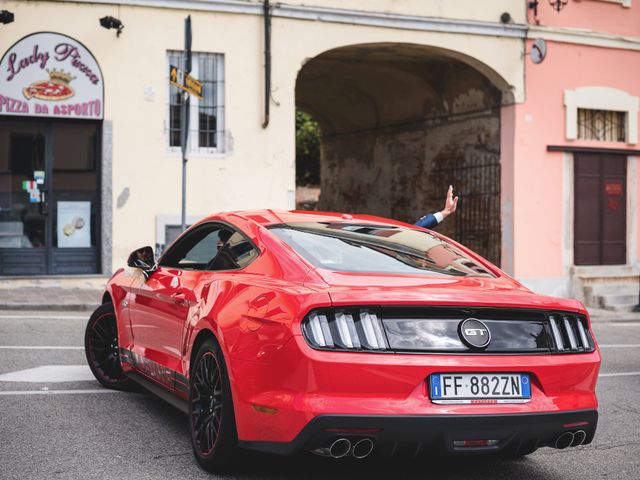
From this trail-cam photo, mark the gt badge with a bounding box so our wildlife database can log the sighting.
[459,318,491,350]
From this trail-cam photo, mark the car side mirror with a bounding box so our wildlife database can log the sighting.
[127,246,157,279]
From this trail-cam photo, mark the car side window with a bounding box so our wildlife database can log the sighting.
[181,230,220,267]
[159,223,259,271]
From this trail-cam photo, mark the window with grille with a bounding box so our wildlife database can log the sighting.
[168,51,225,153]
[577,109,626,142]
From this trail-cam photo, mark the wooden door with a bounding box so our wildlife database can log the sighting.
[574,153,626,265]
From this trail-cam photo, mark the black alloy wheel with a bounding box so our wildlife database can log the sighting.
[191,351,223,455]
[84,302,135,391]
[189,338,239,471]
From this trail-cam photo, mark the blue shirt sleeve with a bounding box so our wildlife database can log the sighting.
[415,213,438,229]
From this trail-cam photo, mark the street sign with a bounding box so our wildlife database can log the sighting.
[169,65,202,99]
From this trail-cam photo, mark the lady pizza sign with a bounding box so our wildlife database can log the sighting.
[0,32,103,120]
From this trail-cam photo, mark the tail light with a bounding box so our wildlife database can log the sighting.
[302,309,389,351]
[548,315,593,352]
[301,308,595,354]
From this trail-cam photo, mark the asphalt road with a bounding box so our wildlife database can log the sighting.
[0,311,639,480]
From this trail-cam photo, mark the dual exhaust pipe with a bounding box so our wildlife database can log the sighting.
[312,437,375,459]
[314,430,587,457]
[553,430,587,449]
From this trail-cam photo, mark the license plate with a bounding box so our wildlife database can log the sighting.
[429,373,531,404]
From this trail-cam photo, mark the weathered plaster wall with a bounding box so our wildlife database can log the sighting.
[319,112,501,263]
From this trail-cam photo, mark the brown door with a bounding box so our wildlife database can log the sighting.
[574,153,626,265]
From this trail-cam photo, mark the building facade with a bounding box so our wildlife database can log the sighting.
[516,0,640,307]
[0,0,638,307]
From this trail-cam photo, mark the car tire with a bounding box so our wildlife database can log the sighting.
[189,337,239,472]
[84,302,136,391]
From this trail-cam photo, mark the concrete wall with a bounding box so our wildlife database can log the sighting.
[319,112,501,260]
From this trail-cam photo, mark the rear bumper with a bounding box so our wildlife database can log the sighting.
[239,409,598,456]
[230,335,600,443]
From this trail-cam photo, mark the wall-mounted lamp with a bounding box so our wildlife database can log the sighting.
[0,10,15,25]
[529,0,569,17]
[549,0,569,12]
[99,16,124,37]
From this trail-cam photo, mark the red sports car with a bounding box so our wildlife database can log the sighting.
[85,210,600,471]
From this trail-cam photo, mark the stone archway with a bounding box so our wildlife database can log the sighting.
[295,43,512,265]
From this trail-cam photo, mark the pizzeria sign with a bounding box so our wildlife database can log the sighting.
[0,32,103,120]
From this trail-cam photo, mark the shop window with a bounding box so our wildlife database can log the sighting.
[577,109,626,142]
[167,51,225,153]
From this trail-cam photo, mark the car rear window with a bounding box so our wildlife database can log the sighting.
[268,222,495,277]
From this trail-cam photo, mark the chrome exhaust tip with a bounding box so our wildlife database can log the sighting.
[311,438,352,458]
[329,438,352,459]
[571,430,587,447]
[351,438,374,459]
[554,432,574,449]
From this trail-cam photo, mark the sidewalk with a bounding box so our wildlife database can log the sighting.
[1,276,640,320]
[0,276,107,311]
[586,306,640,323]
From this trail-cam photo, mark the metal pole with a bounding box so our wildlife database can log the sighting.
[180,15,192,231]
[181,93,189,231]
[262,0,271,129]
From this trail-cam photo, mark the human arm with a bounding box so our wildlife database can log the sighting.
[414,185,459,229]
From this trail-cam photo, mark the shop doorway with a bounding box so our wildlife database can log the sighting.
[0,119,101,275]
[574,153,626,265]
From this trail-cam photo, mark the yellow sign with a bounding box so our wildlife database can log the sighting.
[169,65,203,99]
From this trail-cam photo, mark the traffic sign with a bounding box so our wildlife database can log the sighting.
[169,65,203,99]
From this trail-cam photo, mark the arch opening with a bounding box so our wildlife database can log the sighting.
[295,43,511,265]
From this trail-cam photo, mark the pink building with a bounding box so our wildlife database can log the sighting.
[513,0,640,309]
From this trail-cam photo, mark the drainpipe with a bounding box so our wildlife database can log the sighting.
[262,0,272,129]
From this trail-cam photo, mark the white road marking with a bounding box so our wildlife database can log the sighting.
[0,346,83,350]
[599,371,640,378]
[599,344,640,348]
[0,389,121,396]
[0,365,94,383]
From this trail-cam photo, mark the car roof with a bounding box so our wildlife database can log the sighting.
[204,209,417,229]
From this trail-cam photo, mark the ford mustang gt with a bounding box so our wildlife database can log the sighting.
[85,210,600,471]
